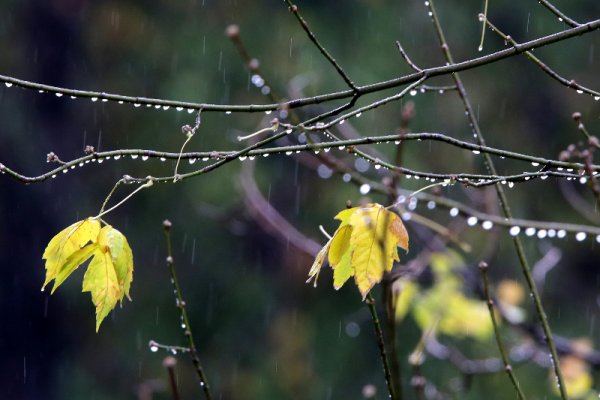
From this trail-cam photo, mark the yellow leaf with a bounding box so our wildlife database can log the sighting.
[349,204,408,299]
[52,243,99,293]
[328,225,352,267]
[42,218,101,290]
[333,249,353,289]
[104,226,134,301]
[554,356,594,399]
[307,238,331,287]
[82,225,131,331]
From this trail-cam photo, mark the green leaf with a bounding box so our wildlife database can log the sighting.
[42,218,101,290]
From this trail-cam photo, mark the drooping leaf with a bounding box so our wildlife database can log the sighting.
[42,219,134,331]
[307,203,409,298]
[306,238,331,287]
[42,218,101,290]
[82,225,134,331]
[349,204,408,299]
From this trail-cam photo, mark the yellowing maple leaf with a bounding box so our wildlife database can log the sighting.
[42,218,101,291]
[308,203,409,298]
[42,220,134,331]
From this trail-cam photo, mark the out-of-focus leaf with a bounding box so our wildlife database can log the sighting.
[393,278,418,322]
[553,355,594,399]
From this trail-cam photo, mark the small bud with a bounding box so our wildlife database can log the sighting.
[345,199,353,209]
[162,356,177,368]
[478,261,488,271]
[163,220,172,230]
[588,136,599,148]
[46,152,59,163]
[248,58,260,71]
[181,124,193,135]
[225,24,239,39]
[572,111,582,121]
[166,256,174,264]
[209,151,221,160]
[290,5,298,12]
[84,145,95,154]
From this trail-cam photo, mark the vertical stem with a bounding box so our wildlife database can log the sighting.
[425,1,568,397]
[366,292,397,400]
[479,262,527,400]
[383,281,403,400]
[163,356,181,400]
[163,220,213,400]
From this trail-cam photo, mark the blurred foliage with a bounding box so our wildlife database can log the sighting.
[0,0,599,399]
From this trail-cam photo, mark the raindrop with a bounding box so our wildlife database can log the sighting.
[5,82,13,87]
[134,103,141,108]
[70,96,76,99]
[576,232,587,242]
[160,157,166,162]
[579,177,588,184]
[428,11,433,16]
[525,227,536,236]
[176,107,184,111]
[408,198,418,211]
[285,151,293,156]
[142,155,149,161]
[576,90,583,94]
[162,106,170,110]
[55,93,63,97]
[449,207,459,217]
[467,216,478,226]
[171,349,177,355]
[248,156,255,161]
[509,226,520,236]
[131,155,138,159]
[262,153,269,158]
[338,145,346,150]
[374,164,382,170]
[187,108,195,114]
[188,158,196,164]
[181,323,186,329]
[359,183,371,195]
[355,112,362,118]
[226,111,232,115]
[548,229,556,238]
[265,110,272,115]
[118,101,124,104]
[317,164,333,179]
[424,1,429,5]
[596,235,600,243]
[531,162,539,166]
[541,175,548,180]
[410,90,417,96]
[537,230,547,239]
[508,182,514,188]
[594,96,600,101]
[342,173,352,183]
[472,150,480,154]
[285,129,293,134]
[150,346,159,353]
[401,212,412,221]
[557,229,567,239]
[97,159,104,164]
[114,155,121,160]
[427,201,436,210]
[482,221,493,230]
[102,99,108,102]
[239,156,247,161]
[154,105,161,109]
[339,119,345,125]
[91,97,98,102]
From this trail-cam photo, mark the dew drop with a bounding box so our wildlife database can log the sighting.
[55,93,63,97]
[176,107,184,111]
[285,129,293,134]
[525,227,536,236]
[449,207,459,217]
[160,157,166,162]
[187,108,195,114]
[541,175,548,180]
[131,155,138,160]
[142,155,149,161]
[410,90,417,96]
[338,145,346,150]
[285,151,293,156]
[5,82,13,87]
[51,174,57,179]
[97,158,104,164]
[171,349,177,355]
[537,230,547,239]
[531,162,539,166]
[557,229,567,239]
[374,164,382,170]
[579,177,588,184]
[509,226,520,236]
[118,100,124,104]
[265,110,272,115]
[472,150,480,155]
[134,103,141,108]
[467,216,478,226]
[575,232,587,242]
[594,96,600,101]
[188,158,196,164]
[548,229,556,238]
[91,97,98,102]
[482,221,493,230]
[508,182,514,188]
[239,156,247,161]
[576,90,583,94]
[226,111,232,115]
[162,105,170,110]
[359,183,371,195]
[356,112,362,118]
[102,98,108,102]
[70,96,76,99]
[150,346,159,353]
[114,155,121,160]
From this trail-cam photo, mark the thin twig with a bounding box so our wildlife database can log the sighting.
[94,179,153,220]
[284,0,357,91]
[485,19,600,99]
[478,261,526,400]
[163,221,212,400]
[162,356,181,400]
[426,0,568,397]
[0,20,598,112]
[537,0,580,27]
[478,0,489,51]
[395,41,422,72]
[366,293,397,400]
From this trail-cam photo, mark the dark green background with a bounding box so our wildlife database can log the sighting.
[1,1,599,399]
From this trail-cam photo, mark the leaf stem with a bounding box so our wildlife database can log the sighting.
[163,221,212,400]
[94,179,153,220]
[366,292,397,400]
